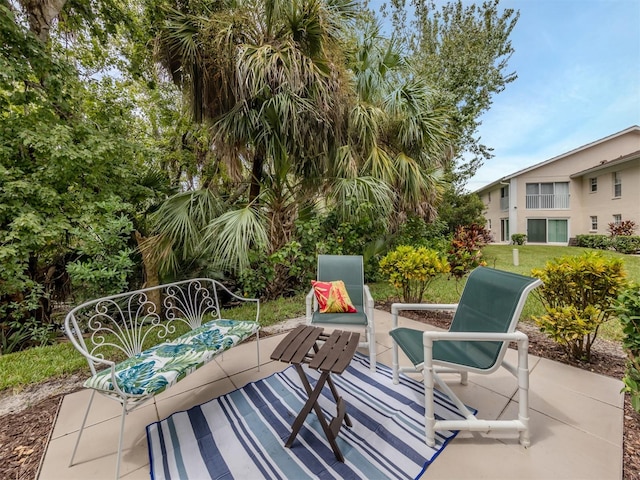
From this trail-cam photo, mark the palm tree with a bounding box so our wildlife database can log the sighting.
[150,1,454,280]
[151,0,361,273]
[340,21,454,228]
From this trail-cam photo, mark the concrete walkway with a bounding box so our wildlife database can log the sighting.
[39,310,624,479]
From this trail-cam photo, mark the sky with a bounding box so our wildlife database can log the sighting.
[370,0,640,191]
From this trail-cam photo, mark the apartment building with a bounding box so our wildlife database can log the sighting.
[476,126,640,244]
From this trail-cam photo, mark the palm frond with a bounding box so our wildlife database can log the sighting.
[152,189,223,260]
[327,175,393,221]
[202,205,269,273]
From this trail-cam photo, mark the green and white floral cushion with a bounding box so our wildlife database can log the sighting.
[84,320,259,397]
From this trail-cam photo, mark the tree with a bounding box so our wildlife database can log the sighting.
[437,185,486,234]
[0,4,165,351]
[149,0,394,276]
[344,21,454,226]
[386,0,519,181]
[149,3,457,282]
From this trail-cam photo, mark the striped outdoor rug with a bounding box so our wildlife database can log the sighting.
[146,353,472,480]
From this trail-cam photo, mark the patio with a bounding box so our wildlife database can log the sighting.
[39,310,624,479]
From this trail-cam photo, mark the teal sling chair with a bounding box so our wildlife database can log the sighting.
[306,255,376,371]
[390,267,542,447]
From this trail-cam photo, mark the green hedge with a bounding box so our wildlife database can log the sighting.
[576,234,640,254]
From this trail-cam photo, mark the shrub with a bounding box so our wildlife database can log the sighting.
[511,233,526,245]
[447,223,492,280]
[613,286,640,413]
[395,215,448,250]
[379,245,450,303]
[575,234,611,250]
[531,252,627,361]
[608,220,637,237]
[611,236,640,254]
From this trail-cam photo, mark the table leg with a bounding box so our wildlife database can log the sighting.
[286,365,345,462]
[325,375,352,428]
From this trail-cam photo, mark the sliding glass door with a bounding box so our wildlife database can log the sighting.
[527,218,568,243]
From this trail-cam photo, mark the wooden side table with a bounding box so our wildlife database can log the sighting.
[270,324,360,462]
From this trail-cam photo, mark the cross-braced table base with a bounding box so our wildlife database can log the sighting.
[270,325,360,462]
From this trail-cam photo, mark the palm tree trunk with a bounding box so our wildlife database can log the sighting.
[134,231,162,315]
[249,150,264,202]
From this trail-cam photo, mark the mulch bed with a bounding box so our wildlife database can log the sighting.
[1,304,639,479]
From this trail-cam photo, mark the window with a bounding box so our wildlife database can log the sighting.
[613,214,622,225]
[487,192,491,202]
[613,172,622,197]
[590,177,597,193]
[525,182,569,209]
[487,219,492,230]
[590,216,598,231]
[500,186,509,211]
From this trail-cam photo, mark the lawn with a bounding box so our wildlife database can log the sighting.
[1,245,638,392]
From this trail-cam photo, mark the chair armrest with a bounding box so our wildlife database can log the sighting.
[422,330,529,376]
[390,302,458,328]
[422,330,528,343]
[363,285,375,326]
[305,287,316,322]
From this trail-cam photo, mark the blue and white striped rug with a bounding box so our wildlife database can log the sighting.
[146,353,473,480]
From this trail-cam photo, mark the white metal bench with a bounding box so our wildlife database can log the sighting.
[64,278,260,479]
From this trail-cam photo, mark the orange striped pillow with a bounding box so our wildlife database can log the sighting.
[311,280,357,313]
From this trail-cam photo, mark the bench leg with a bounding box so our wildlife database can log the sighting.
[115,402,128,479]
[69,390,96,467]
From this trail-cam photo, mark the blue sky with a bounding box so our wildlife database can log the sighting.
[369,0,640,191]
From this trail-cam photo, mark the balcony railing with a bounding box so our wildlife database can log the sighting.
[525,194,569,209]
[500,197,509,211]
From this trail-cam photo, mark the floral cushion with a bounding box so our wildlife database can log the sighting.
[84,320,259,397]
[311,280,357,313]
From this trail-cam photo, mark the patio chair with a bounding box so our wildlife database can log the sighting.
[389,266,542,447]
[306,254,376,370]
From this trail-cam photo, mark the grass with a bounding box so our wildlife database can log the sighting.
[1,245,638,392]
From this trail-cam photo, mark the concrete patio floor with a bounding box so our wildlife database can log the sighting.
[38,309,624,479]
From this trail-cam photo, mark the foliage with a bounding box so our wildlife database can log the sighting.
[612,286,640,413]
[611,236,640,255]
[386,0,519,179]
[238,212,388,299]
[0,4,166,352]
[531,252,628,361]
[437,186,487,234]
[66,202,136,301]
[511,233,527,245]
[237,241,314,300]
[379,245,450,303]
[608,220,637,237]
[575,234,611,250]
[447,223,492,279]
[576,233,640,254]
[394,215,449,250]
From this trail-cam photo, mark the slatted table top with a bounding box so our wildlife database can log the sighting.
[270,325,360,374]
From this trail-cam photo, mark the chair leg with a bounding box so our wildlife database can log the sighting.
[392,339,400,384]
[423,362,437,447]
[256,331,261,372]
[517,337,531,447]
[69,389,96,467]
[368,323,376,372]
[423,339,436,447]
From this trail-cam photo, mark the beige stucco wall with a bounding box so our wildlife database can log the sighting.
[477,127,640,244]
[576,159,640,234]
